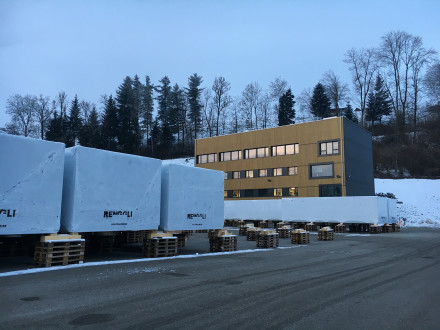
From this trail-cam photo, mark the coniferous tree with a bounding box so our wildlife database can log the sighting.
[149,118,161,157]
[311,83,331,119]
[186,74,204,140]
[66,95,82,147]
[79,107,101,148]
[156,76,172,126]
[278,88,296,126]
[366,74,392,131]
[169,84,186,144]
[45,111,65,142]
[142,76,155,148]
[116,76,141,153]
[101,95,119,151]
[344,102,358,123]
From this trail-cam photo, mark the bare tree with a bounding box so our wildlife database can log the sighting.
[297,88,314,122]
[228,97,244,134]
[212,77,232,136]
[6,94,38,137]
[269,77,289,127]
[424,62,440,104]
[35,95,52,139]
[201,89,214,137]
[241,82,262,129]
[344,47,378,126]
[321,70,350,115]
[56,91,68,117]
[259,92,272,129]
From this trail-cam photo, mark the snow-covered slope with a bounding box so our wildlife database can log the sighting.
[375,179,440,227]
[163,158,439,227]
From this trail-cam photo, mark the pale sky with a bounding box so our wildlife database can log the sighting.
[1,0,439,127]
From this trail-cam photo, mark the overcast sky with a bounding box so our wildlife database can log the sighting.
[1,0,439,127]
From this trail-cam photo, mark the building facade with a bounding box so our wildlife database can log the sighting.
[195,117,374,200]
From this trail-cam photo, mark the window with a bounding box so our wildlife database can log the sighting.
[274,168,283,176]
[310,163,334,178]
[288,187,298,197]
[220,150,241,162]
[197,153,217,164]
[319,184,342,197]
[259,169,267,177]
[272,143,299,156]
[232,171,241,179]
[224,190,228,198]
[274,188,283,197]
[233,190,240,198]
[288,167,298,175]
[319,140,339,156]
[244,147,269,159]
[246,170,254,178]
[224,172,228,180]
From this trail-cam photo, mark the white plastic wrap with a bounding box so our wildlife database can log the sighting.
[225,196,397,225]
[61,146,161,232]
[160,164,224,231]
[0,134,65,235]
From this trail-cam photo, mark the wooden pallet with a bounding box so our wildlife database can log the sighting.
[305,224,316,231]
[335,224,346,233]
[256,233,279,248]
[246,230,259,241]
[90,234,118,253]
[370,226,382,234]
[291,231,310,244]
[318,230,334,241]
[34,240,85,267]
[257,221,269,228]
[173,233,188,247]
[142,237,177,258]
[209,236,238,252]
[276,228,292,238]
[382,224,393,233]
[391,223,400,232]
[124,230,149,243]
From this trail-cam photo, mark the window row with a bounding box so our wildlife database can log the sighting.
[225,187,299,198]
[196,153,217,164]
[224,167,298,180]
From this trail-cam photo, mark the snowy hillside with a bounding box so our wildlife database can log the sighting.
[164,158,439,227]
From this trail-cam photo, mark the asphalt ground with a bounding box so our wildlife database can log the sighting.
[1,227,439,329]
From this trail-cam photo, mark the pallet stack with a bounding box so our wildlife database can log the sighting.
[124,230,149,244]
[90,232,118,253]
[391,223,401,232]
[257,221,269,228]
[142,232,177,258]
[318,227,334,241]
[34,234,84,267]
[256,231,279,248]
[239,223,254,236]
[382,224,393,233]
[209,229,238,252]
[246,227,261,241]
[305,222,316,231]
[172,232,189,247]
[291,229,310,244]
[335,224,346,233]
[370,225,382,234]
[276,226,292,238]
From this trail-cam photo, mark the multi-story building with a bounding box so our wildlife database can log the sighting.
[194,117,374,199]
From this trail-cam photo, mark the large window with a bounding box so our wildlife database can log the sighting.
[197,153,217,164]
[310,163,334,178]
[244,147,269,159]
[289,187,298,197]
[246,170,254,178]
[319,140,339,156]
[319,184,342,197]
[232,171,241,179]
[272,143,299,156]
[220,150,241,162]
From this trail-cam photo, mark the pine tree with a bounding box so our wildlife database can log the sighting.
[66,95,82,147]
[45,111,64,142]
[344,102,358,123]
[116,76,141,153]
[141,76,155,148]
[101,95,119,151]
[169,84,186,144]
[366,74,392,132]
[278,88,296,126]
[186,74,204,140]
[79,107,101,148]
[156,76,172,127]
[311,83,331,119]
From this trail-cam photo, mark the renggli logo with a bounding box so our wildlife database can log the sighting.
[103,210,133,218]
[0,209,16,217]
[187,213,206,220]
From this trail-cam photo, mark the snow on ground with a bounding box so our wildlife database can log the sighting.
[164,158,439,228]
[375,179,440,228]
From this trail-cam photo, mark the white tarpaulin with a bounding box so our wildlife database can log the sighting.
[225,196,397,225]
[61,146,162,232]
[0,134,65,235]
[160,164,224,231]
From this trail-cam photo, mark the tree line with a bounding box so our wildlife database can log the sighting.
[4,30,440,177]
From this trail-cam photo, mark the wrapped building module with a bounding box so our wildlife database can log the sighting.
[0,134,65,235]
[61,146,161,233]
[160,164,224,231]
